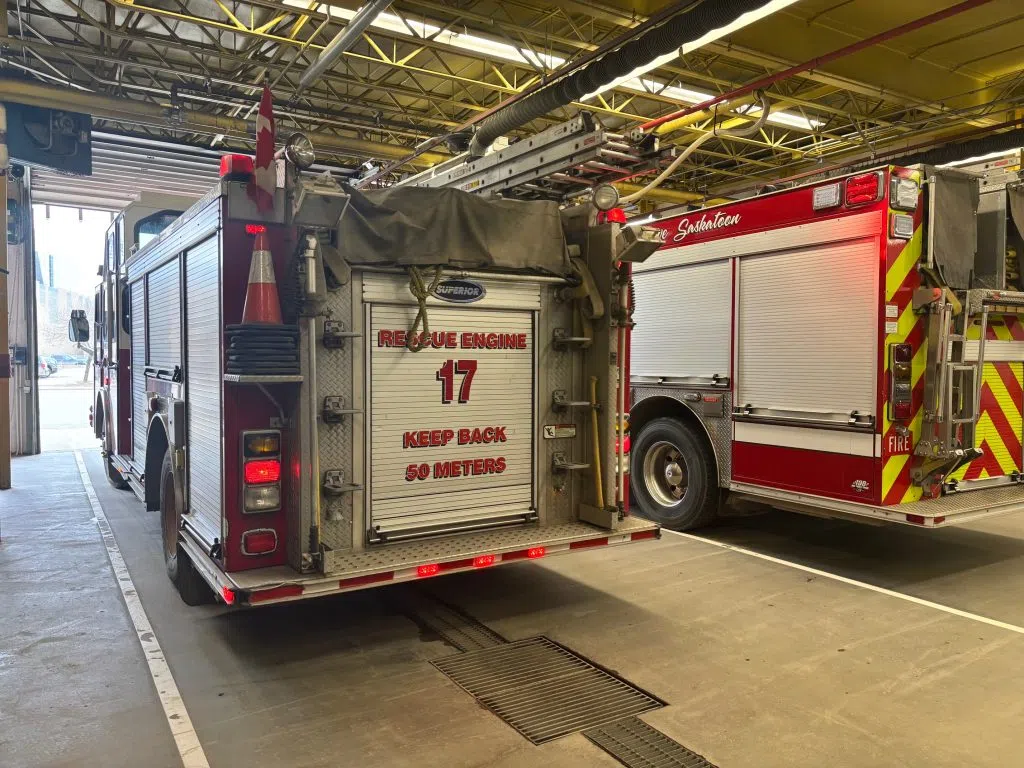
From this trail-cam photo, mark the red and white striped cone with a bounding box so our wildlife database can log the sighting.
[241,232,282,325]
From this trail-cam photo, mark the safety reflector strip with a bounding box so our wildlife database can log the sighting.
[339,571,395,589]
[630,530,659,541]
[905,513,944,526]
[248,585,303,604]
[570,537,609,550]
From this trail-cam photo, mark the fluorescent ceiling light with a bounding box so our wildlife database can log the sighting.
[583,0,800,100]
[626,215,657,227]
[939,148,1022,168]
[622,78,821,130]
[286,2,565,70]
[287,2,816,129]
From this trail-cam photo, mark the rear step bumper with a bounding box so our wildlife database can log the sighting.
[181,517,660,607]
[730,481,1024,527]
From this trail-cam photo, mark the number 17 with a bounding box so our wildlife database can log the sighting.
[436,359,478,404]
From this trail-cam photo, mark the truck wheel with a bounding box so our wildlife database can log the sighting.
[159,449,212,606]
[630,417,718,530]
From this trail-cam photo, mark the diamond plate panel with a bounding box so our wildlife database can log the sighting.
[632,386,732,486]
[539,285,580,524]
[317,281,355,553]
[228,516,658,590]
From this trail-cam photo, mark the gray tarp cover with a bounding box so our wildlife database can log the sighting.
[335,185,568,274]
[1009,183,1024,246]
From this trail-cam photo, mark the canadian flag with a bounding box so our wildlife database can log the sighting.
[249,83,275,211]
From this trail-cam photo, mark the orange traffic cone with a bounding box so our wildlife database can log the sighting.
[241,232,282,324]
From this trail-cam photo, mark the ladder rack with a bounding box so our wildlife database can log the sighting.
[395,112,672,200]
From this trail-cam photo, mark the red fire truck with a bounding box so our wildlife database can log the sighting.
[629,164,1024,530]
[80,140,659,606]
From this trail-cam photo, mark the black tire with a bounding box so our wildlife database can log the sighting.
[159,449,213,606]
[630,417,719,530]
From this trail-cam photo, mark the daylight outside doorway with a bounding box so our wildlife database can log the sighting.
[34,204,108,452]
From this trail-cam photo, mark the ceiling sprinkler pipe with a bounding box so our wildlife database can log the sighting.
[296,0,392,94]
[466,0,777,157]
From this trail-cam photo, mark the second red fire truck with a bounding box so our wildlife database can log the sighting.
[629,161,1024,530]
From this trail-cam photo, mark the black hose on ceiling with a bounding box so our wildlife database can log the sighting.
[880,127,1024,169]
[467,0,779,157]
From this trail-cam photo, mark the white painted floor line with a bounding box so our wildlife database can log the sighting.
[663,528,1024,637]
[74,451,211,768]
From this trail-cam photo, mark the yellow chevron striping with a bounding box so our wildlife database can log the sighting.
[885,226,922,302]
[882,452,910,499]
[949,362,1023,480]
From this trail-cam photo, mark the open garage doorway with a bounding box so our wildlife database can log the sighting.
[33,204,109,452]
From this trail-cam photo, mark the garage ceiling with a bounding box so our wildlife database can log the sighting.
[4,0,1024,205]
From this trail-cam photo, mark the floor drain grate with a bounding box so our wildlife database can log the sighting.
[585,717,718,768]
[400,590,507,652]
[433,636,663,744]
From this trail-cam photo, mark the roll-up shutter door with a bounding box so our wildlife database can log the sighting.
[368,304,535,541]
[632,260,731,379]
[737,237,879,417]
[131,280,147,464]
[184,237,223,546]
[146,257,181,371]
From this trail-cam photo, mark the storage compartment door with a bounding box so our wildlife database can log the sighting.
[736,237,879,421]
[733,236,880,502]
[131,279,147,465]
[368,305,535,542]
[631,260,730,381]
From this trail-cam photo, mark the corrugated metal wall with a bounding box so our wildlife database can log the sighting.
[146,257,181,371]
[131,280,147,464]
[184,236,223,547]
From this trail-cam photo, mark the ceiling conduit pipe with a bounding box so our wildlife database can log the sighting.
[640,0,998,133]
[467,0,780,157]
[296,0,392,95]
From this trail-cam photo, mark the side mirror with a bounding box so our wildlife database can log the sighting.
[69,309,89,343]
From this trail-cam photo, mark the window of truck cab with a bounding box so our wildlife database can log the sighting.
[134,209,183,251]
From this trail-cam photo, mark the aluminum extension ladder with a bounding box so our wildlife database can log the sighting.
[915,291,988,489]
[395,111,672,201]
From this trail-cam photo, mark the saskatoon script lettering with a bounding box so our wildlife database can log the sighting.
[672,211,741,243]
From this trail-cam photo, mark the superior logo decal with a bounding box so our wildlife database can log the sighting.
[433,278,486,303]
[672,211,741,242]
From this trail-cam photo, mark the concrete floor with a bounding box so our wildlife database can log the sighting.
[3,449,1024,768]
[38,368,94,452]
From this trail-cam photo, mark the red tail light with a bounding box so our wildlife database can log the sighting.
[241,529,278,555]
[221,586,236,605]
[245,223,267,235]
[220,154,254,179]
[527,547,546,559]
[244,458,281,484]
[417,563,440,577]
[846,172,882,205]
[893,401,912,420]
[473,555,495,568]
